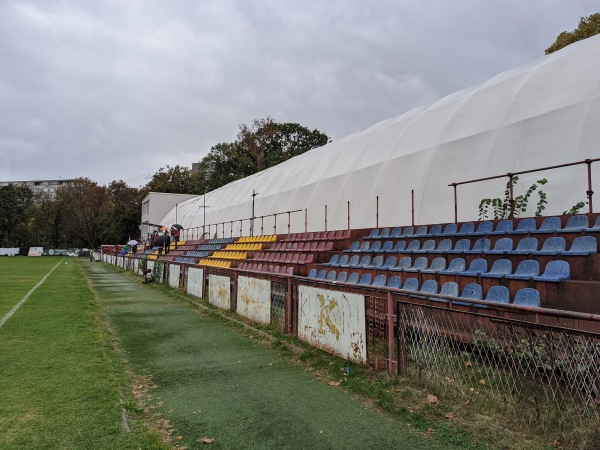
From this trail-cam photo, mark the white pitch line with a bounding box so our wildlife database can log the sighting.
[0,257,65,329]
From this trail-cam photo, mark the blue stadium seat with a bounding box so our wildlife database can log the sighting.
[341,255,359,268]
[326,270,337,281]
[387,276,402,289]
[454,222,475,236]
[363,255,384,269]
[431,281,458,302]
[333,255,349,267]
[372,274,387,287]
[447,239,471,254]
[562,236,597,255]
[558,214,589,233]
[487,237,513,255]
[336,271,348,282]
[459,258,488,276]
[390,227,403,238]
[532,216,561,234]
[379,228,391,239]
[358,273,373,285]
[513,288,541,307]
[421,257,446,274]
[347,272,360,284]
[481,259,512,278]
[585,216,600,233]
[343,241,360,252]
[414,279,438,299]
[411,225,428,237]
[316,270,327,280]
[506,259,540,280]
[402,277,419,291]
[423,224,442,237]
[404,256,428,273]
[366,240,383,253]
[471,221,493,236]
[439,258,466,274]
[464,238,491,254]
[395,226,412,239]
[390,256,412,272]
[490,219,514,235]
[533,260,570,282]
[482,285,510,307]
[308,268,317,278]
[354,255,371,268]
[323,254,339,266]
[381,256,398,270]
[414,239,436,254]
[358,241,371,252]
[456,283,483,306]
[390,241,407,253]
[405,240,421,253]
[534,237,566,255]
[439,223,458,236]
[430,239,452,254]
[511,237,538,255]
[509,217,537,235]
[381,241,394,253]
[364,228,380,239]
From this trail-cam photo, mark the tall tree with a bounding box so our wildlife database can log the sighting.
[141,165,196,197]
[101,180,141,244]
[0,184,33,247]
[545,13,600,54]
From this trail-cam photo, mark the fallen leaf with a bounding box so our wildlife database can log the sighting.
[319,430,324,434]
[176,436,184,441]
[444,413,454,419]
[464,398,472,405]
[464,361,472,367]
[427,394,438,404]
[479,379,486,385]
[427,428,434,434]
[268,363,272,366]
[198,438,215,444]
[328,381,341,387]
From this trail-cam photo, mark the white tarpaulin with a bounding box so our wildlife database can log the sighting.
[162,36,600,233]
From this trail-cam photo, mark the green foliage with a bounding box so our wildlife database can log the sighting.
[478,177,547,220]
[563,201,587,215]
[0,183,34,247]
[545,13,600,54]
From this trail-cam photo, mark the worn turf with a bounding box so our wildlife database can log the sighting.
[0,258,167,449]
[82,261,463,449]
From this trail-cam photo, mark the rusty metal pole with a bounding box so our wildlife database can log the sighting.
[411,190,415,226]
[347,201,350,230]
[305,208,307,233]
[261,217,264,236]
[274,214,277,235]
[286,277,293,334]
[376,195,379,228]
[508,173,515,219]
[586,159,594,213]
[287,212,291,235]
[387,291,395,373]
[452,183,458,223]
[325,205,328,231]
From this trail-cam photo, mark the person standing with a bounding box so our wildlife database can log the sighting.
[171,226,180,249]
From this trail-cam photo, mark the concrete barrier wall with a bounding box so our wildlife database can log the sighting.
[187,267,204,298]
[209,274,231,310]
[168,264,181,289]
[298,285,367,363]
[237,276,271,324]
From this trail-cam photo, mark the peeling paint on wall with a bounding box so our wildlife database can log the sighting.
[187,268,204,298]
[209,275,231,310]
[237,276,271,324]
[168,264,181,289]
[298,285,366,363]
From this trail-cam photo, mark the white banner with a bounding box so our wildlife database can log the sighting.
[298,285,366,363]
[28,247,43,256]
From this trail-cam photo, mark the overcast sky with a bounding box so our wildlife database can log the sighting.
[1,0,598,188]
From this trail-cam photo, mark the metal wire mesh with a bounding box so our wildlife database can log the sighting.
[270,281,286,332]
[366,296,388,370]
[396,301,600,430]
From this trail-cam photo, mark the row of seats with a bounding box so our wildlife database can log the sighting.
[364,215,600,240]
[224,243,263,251]
[307,270,540,307]
[237,235,277,243]
[238,262,293,275]
[184,250,211,258]
[345,236,596,256]
[196,244,224,251]
[325,254,569,282]
[270,241,334,252]
[206,237,235,245]
[209,251,247,260]
[252,252,314,264]
[174,257,198,264]
[283,230,351,242]
[199,258,232,269]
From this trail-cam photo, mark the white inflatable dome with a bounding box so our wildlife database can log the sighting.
[162,35,600,235]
